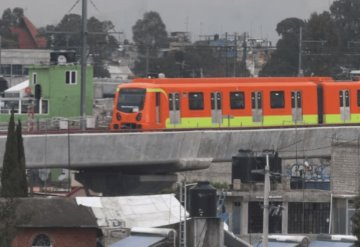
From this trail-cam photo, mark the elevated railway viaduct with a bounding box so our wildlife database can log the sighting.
[0,126,357,195]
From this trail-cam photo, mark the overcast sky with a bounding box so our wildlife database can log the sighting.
[0,0,335,43]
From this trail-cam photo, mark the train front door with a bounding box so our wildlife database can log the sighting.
[251,91,263,122]
[169,92,181,125]
[291,91,303,123]
[339,89,350,121]
[211,92,222,125]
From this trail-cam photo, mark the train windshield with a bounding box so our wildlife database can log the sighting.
[117,88,146,113]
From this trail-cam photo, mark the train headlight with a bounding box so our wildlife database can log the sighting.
[136,113,142,121]
[116,112,121,121]
[113,124,119,129]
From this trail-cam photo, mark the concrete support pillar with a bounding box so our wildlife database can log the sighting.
[241,201,249,235]
[187,218,224,247]
[282,201,288,234]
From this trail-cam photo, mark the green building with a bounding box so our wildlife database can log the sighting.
[0,64,93,123]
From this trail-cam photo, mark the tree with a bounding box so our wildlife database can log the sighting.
[41,14,119,78]
[16,120,28,196]
[0,8,24,48]
[260,18,305,76]
[132,11,169,53]
[302,11,341,76]
[1,111,28,197]
[330,0,360,70]
[0,115,29,247]
[132,11,169,77]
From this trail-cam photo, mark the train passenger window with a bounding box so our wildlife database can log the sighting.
[270,91,285,109]
[189,92,204,110]
[230,92,245,109]
[169,93,180,110]
[340,90,350,107]
[357,90,360,107]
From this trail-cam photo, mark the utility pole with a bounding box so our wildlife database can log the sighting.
[225,32,228,77]
[0,35,2,76]
[80,0,87,130]
[262,152,270,247]
[145,45,149,77]
[233,33,237,77]
[298,26,303,77]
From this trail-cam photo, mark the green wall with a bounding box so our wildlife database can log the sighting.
[0,64,93,123]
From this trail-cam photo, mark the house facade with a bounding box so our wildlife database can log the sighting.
[0,64,93,124]
[0,198,100,247]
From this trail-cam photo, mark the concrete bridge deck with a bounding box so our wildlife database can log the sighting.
[0,126,357,171]
[0,126,358,194]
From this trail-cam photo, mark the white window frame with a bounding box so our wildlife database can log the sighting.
[65,70,77,85]
[40,99,49,114]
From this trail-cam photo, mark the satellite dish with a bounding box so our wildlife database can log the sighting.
[57,55,67,65]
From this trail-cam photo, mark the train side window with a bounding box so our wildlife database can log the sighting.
[357,90,360,107]
[230,92,245,109]
[189,92,204,110]
[169,93,180,110]
[270,91,285,109]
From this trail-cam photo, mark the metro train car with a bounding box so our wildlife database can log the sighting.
[320,80,360,124]
[110,77,360,130]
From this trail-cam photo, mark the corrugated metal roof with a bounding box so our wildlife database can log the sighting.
[76,194,185,228]
[108,235,165,247]
[309,240,355,247]
[256,242,299,247]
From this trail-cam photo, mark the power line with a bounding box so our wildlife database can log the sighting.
[89,0,101,13]
[67,0,81,13]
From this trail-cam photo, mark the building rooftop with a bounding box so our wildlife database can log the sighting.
[0,197,98,229]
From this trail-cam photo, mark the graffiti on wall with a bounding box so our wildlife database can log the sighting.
[286,158,330,189]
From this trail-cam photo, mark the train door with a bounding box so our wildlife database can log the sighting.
[211,92,222,125]
[291,91,303,123]
[169,92,181,125]
[155,92,161,124]
[339,90,350,121]
[251,91,263,122]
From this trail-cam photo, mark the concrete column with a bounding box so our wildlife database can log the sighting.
[241,201,249,235]
[282,201,288,234]
[187,218,223,247]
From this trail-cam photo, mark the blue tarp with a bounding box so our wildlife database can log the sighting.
[109,235,165,247]
[309,240,355,247]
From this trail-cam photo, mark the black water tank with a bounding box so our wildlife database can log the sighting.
[189,181,217,218]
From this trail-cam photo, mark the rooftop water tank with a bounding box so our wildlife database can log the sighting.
[189,181,217,218]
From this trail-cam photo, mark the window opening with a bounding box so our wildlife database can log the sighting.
[270,91,285,109]
[32,73,37,84]
[189,92,204,110]
[65,71,77,84]
[230,92,245,109]
[32,234,52,247]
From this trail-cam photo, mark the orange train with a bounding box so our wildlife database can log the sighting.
[110,76,360,130]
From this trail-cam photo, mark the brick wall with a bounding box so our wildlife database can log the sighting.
[12,228,98,247]
[331,142,360,194]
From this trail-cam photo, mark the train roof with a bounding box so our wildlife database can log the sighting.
[132,77,333,84]
[318,80,360,87]
[118,80,318,90]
